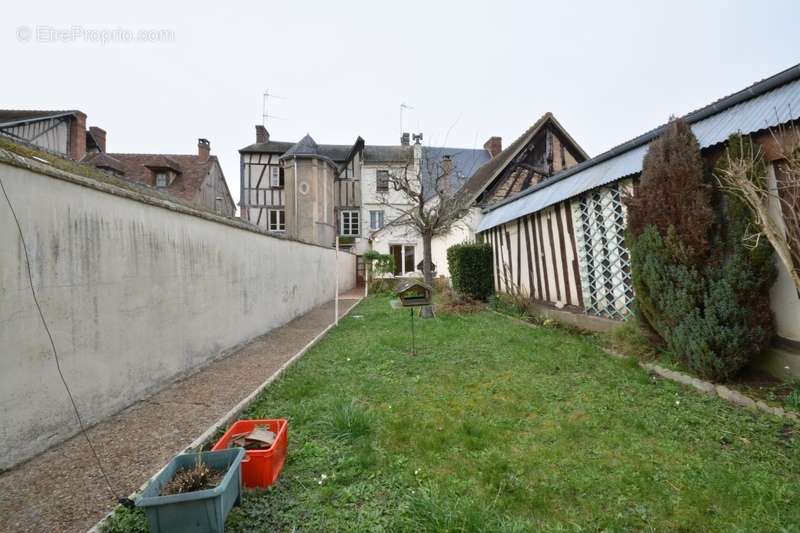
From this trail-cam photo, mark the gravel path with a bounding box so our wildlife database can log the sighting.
[0,292,362,533]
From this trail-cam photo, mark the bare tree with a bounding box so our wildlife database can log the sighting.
[714,122,800,291]
[375,149,474,314]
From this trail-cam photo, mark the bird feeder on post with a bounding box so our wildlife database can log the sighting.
[394,279,433,356]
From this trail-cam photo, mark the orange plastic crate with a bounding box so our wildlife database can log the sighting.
[211,419,288,489]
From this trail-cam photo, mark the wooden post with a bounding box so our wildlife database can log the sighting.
[335,235,339,326]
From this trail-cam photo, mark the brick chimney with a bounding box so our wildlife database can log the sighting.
[255,125,269,144]
[68,111,87,161]
[400,132,410,146]
[198,138,210,162]
[89,126,106,153]
[483,136,502,158]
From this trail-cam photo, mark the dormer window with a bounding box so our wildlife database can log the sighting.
[155,171,168,188]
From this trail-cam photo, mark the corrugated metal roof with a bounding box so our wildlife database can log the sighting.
[478,70,800,233]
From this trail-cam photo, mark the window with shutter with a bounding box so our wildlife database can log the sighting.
[270,166,281,188]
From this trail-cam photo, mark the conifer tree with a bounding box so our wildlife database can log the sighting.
[626,121,775,381]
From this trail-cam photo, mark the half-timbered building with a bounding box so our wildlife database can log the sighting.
[0,109,104,161]
[238,127,493,278]
[239,126,373,248]
[477,64,800,356]
[458,113,589,308]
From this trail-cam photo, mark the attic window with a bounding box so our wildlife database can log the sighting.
[155,171,168,188]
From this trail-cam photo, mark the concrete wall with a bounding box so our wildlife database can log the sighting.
[0,158,355,469]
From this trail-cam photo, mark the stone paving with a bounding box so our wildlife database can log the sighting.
[0,290,362,533]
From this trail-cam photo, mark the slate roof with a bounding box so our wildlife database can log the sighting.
[241,135,483,194]
[362,145,413,163]
[478,62,800,232]
[282,134,321,158]
[239,140,295,154]
[420,146,491,199]
[241,137,413,164]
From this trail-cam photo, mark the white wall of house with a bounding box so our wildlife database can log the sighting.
[355,159,416,255]
[0,157,356,469]
[767,164,800,342]
[430,208,481,279]
[358,148,482,278]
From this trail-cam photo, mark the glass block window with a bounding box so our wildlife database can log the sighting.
[572,181,634,320]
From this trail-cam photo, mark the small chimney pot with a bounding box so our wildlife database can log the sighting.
[484,136,502,158]
[198,138,211,161]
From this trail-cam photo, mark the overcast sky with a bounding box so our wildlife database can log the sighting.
[3,0,799,208]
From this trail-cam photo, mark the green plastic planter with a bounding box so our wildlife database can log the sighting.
[136,448,245,533]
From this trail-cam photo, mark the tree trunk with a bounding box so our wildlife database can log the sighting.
[421,232,434,318]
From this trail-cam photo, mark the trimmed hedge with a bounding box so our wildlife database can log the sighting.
[447,243,494,300]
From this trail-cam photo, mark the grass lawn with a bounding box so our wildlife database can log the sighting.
[105,297,799,532]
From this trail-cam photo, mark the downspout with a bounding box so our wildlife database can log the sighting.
[294,157,299,238]
[335,234,340,326]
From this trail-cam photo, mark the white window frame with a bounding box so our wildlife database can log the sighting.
[270,165,281,188]
[268,209,286,232]
[369,210,384,230]
[340,210,360,236]
[390,244,416,275]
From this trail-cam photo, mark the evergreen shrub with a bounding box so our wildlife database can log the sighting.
[447,242,494,300]
[626,121,775,381]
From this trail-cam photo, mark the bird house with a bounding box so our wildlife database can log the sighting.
[395,279,433,307]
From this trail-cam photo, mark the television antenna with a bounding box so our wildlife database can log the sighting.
[263,89,287,127]
[400,102,414,136]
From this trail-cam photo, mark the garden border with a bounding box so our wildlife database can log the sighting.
[602,348,800,423]
[491,308,800,424]
[88,297,363,533]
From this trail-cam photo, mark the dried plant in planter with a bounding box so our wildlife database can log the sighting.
[161,456,225,496]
